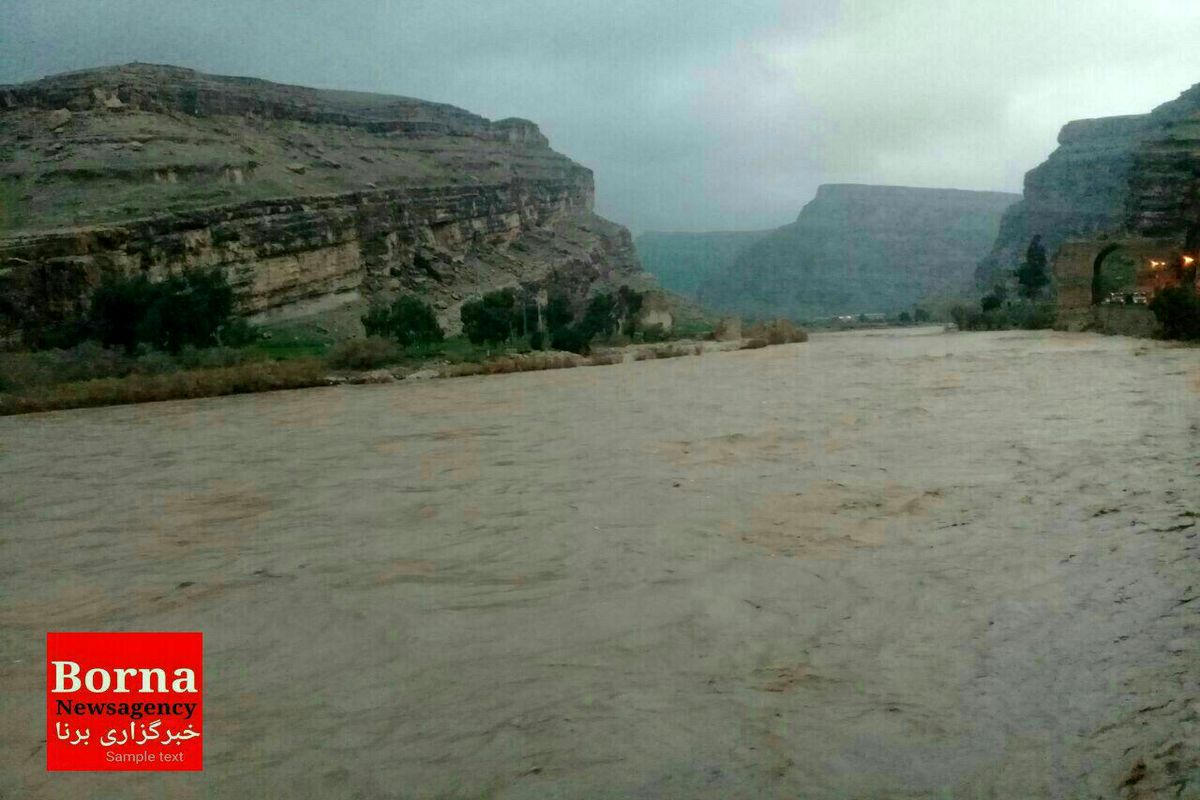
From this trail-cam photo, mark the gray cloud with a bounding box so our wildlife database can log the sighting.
[3,0,1199,232]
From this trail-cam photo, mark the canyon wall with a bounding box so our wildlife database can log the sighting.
[697,184,1017,320]
[977,81,1200,290]
[0,64,642,340]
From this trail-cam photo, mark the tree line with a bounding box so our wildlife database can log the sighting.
[364,285,653,354]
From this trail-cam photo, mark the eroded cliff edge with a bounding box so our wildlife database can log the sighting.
[0,64,643,339]
[976,81,1200,289]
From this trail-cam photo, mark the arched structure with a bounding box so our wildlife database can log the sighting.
[1052,236,1184,326]
[1090,244,1140,305]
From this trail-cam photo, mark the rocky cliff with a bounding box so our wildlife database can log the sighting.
[0,64,643,340]
[634,230,769,300]
[698,184,1017,320]
[976,81,1200,289]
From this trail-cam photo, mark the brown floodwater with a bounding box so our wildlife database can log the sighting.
[2,327,1198,798]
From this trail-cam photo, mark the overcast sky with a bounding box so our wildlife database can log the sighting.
[4,0,1200,232]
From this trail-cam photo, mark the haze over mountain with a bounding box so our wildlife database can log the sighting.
[697,184,1018,320]
[634,231,769,300]
[4,0,1200,233]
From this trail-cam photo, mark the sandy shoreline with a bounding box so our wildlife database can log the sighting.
[2,327,1198,798]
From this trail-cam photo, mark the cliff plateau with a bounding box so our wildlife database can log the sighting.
[0,64,643,340]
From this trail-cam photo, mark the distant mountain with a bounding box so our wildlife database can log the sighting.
[698,184,1019,320]
[634,230,770,299]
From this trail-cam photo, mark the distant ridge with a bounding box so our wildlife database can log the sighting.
[697,184,1019,319]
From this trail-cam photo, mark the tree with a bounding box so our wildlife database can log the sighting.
[1017,235,1050,299]
[361,305,392,338]
[981,283,1007,313]
[141,270,241,352]
[549,324,592,354]
[544,291,574,335]
[616,286,645,334]
[512,288,540,338]
[364,295,444,347]
[580,292,618,339]
[461,289,518,346]
[88,269,242,353]
[387,295,444,348]
[914,307,930,323]
[1149,287,1200,340]
[88,273,156,352]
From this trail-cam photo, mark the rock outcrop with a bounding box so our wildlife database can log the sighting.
[698,184,1017,320]
[0,64,643,340]
[976,81,1200,289]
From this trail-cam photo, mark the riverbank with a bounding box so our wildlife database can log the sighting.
[0,337,749,416]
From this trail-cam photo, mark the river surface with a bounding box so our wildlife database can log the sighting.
[2,328,1198,798]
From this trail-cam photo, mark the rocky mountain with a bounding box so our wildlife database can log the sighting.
[0,64,645,340]
[634,230,769,299]
[698,184,1018,320]
[976,81,1200,289]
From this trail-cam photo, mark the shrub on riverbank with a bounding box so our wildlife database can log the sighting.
[0,358,328,415]
[325,337,401,370]
[745,319,808,344]
[362,295,445,348]
[950,301,1056,331]
[1149,287,1200,340]
[0,309,781,415]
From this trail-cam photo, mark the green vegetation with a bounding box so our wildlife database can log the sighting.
[954,262,1056,331]
[744,319,809,345]
[980,284,1007,313]
[459,286,654,356]
[0,279,804,415]
[0,357,329,415]
[0,340,326,414]
[1149,287,1200,340]
[325,337,402,370]
[361,295,444,348]
[461,289,526,347]
[250,331,332,361]
[1016,235,1050,299]
[950,299,1057,331]
[893,308,932,325]
[0,179,30,232]
[31,269,255,353]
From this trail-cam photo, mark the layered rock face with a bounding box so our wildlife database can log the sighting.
[698,184,1017,320]
[634,230,769,300]
[976,81,1200,289]
[0,64,642,339]
[1126,82,1200,243]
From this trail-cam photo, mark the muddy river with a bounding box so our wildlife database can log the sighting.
[2,328,1198,798]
